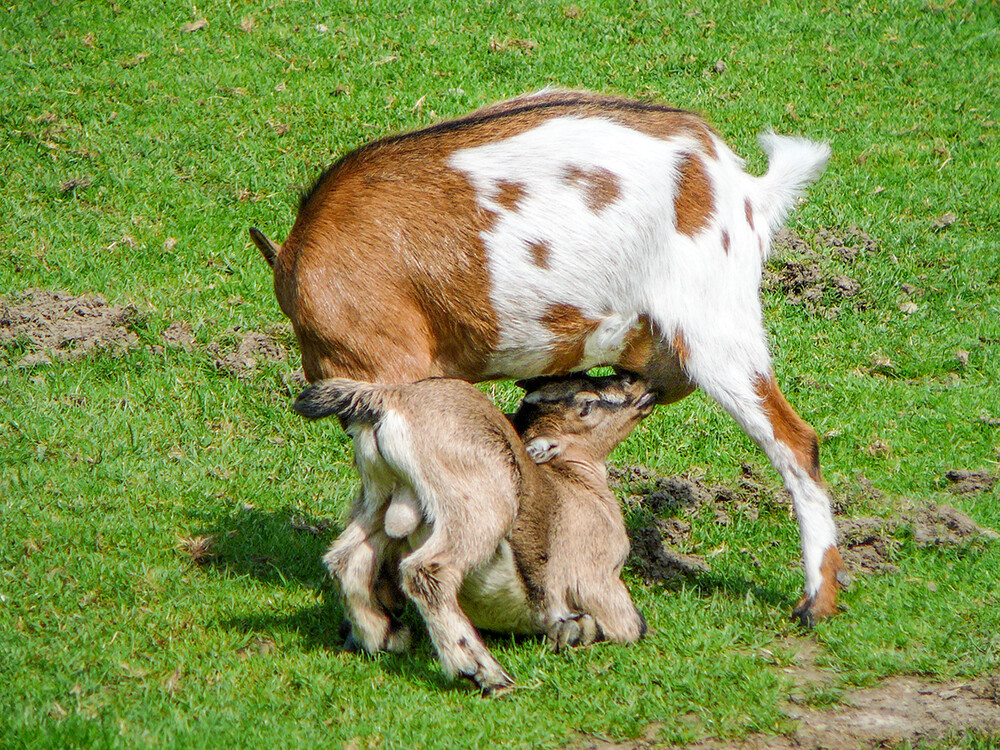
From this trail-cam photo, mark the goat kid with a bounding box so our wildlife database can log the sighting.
[294,373,654,694]
[254,89,844,625]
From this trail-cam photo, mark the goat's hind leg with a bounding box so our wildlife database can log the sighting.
[682,337,846,626]
[399,533,514,695]
[324,519,411,653]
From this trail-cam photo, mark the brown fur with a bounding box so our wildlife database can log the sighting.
[754,373,821,482]
[528,239,551,269]
[745,198,755,231]
[618,316,695,405]
[262,90,719,390]
[540,304,602,375]
[494,180,525,212]
[721,229,730,255]
[562,165,621,211]
[674,154,714,237]
[793,546,844,625]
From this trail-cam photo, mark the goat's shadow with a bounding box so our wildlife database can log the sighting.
[188,501,797,688]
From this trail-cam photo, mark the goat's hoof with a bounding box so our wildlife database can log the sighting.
[547,614,599,652]
[342,630,363,653]
[466,668,515,697]
[383,623,412,653]
[791,595,837,629]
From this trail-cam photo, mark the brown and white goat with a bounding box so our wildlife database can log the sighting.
[254,89,844,625]
[294,373,654,694]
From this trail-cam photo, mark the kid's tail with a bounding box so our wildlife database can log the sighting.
[293,378,387,424]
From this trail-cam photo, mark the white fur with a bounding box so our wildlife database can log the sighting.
[451,112,837,609]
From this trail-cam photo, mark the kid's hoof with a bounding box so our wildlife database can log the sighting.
[547,614,598,652]
[461,666,515,697]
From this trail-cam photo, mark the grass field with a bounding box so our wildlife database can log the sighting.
[2,0,999,748]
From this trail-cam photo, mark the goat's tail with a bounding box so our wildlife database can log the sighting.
[755,133,831,234]
[293,378,388,424]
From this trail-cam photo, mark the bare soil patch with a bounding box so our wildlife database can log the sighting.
[615,464,997,585]
[763,226,875,318]
[207,327,287,379]
[613,464,785,585]
[602,465,1000,748]
[161,320,195,351]
[945,469,997,496]
[0,288,140,366]
[573,637,1000,749]
[839,501,998,576]
[0,288,291,381]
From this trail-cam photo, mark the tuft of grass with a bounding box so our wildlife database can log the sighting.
[2,0,999,748]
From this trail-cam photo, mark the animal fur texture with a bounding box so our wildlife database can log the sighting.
[255,89,842,625]
[295,373,655,694]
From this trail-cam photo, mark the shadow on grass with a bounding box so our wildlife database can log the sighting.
[685,570,795,611]
[220,591,500,695]
[188,505,341,587]
[190,504,797,688]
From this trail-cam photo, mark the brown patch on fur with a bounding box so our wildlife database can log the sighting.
[674,154,714,237]
[562,165,621,211]
[619,317,695,404]
[278,91,723,385]
[494,180,525,212]
[721,229,730,255]
[745,198,755,231]
[755,374,821,482]
[671,331,689,367]
[274,127,504,383]
[794,546,844,623]
[540,304,601,374]
[528,239,551,269]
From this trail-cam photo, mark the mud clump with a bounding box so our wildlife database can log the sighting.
[0,288,141,366]
[208,328,287,379]
[614,464,997,585]
[763,226,874,318]
[628,523,709,584]
[836,517,901,575]
[837,501,996,576]
[617,465,779,584]
[945,469,996,496]
[161,320,195,351]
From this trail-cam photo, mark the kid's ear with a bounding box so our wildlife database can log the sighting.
[525,436,562,464]
[575,392,600,418]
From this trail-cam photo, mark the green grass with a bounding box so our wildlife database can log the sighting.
[2,0,999,747]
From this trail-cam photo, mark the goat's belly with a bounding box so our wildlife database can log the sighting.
[483,311,640,379]
[459,541,539,634]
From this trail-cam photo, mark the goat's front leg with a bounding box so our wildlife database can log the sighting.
[324,520,411,653]
[545,578,645,651]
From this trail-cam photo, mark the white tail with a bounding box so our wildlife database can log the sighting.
[756,132,831,233]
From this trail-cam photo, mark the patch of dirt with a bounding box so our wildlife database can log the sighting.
[763,226,875,318]
[836,517,901,575]
[615,464,997,586]
[0,288,140,366]
[617,465,779,584]
[0,289,292,383]
[207,328,287,379]
[629,524,709,583]
[945,469,997,496]
[838,501,998,576]
[161,320,195,351]
[574,639,1000,749]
